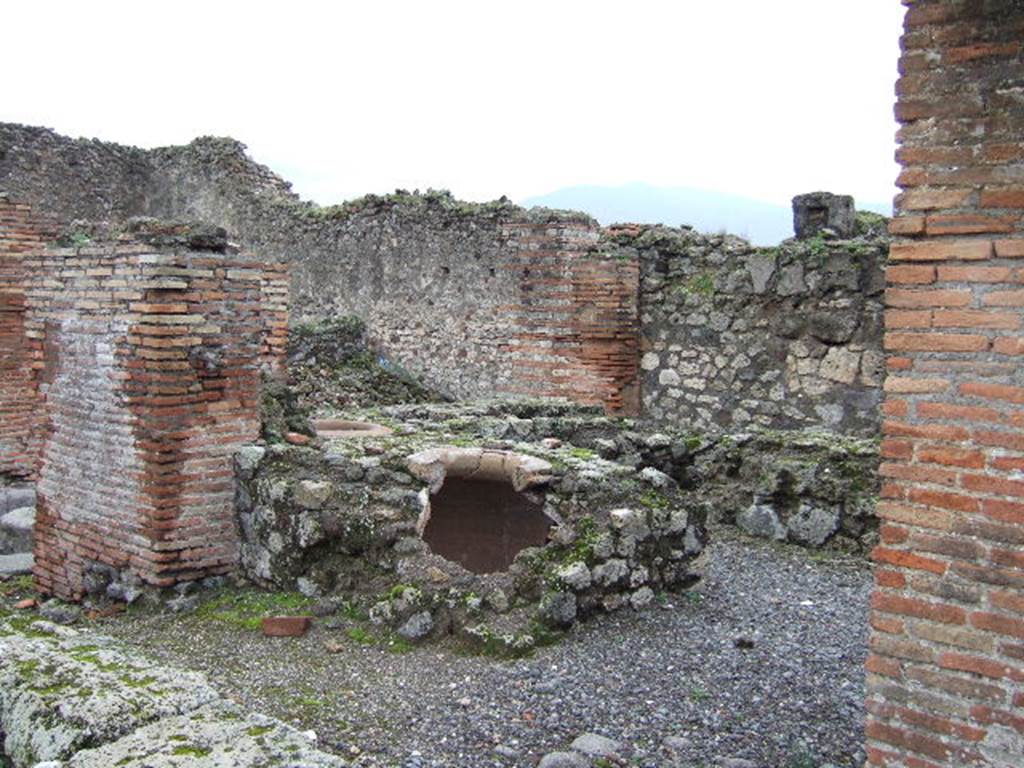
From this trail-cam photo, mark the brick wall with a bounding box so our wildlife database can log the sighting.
[866,2,1024,765]
[2,217,288,599]
[499,220,639,413]
[0,196,54,480]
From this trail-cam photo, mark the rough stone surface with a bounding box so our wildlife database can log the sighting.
[406,446,554,493]
[0,617,219,766]
[537,592,578,629]
[647,428,879,551]
[624,223,886,435]
[0,616,345,768]
[0,486,35,515]
[61,701,346,768]
[792,192,856,239]
[294,480,334,511]
[737,505,787,542]
[538,752,590,768]
[555,561,592,592]
[785,503,841,547]
[0,552,33,576]
[397,611,434,642]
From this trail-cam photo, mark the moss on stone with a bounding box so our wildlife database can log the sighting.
[171,745,212,757]
[194,589,314,630]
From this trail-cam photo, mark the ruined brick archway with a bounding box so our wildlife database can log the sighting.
[866,2,1024,765]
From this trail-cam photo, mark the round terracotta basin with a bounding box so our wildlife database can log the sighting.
[313,419,393,439]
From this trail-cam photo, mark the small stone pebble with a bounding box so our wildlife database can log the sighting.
[571,732,624,759]
[538,752,589,768]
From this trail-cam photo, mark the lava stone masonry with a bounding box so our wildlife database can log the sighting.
[615,222,888,436]
[2,126,882,426]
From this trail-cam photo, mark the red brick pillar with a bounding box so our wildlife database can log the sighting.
[24,231,287,599]
[0,198,48,479]
[866,2,1024,765]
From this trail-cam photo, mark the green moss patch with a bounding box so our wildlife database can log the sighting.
[194,589,314,630]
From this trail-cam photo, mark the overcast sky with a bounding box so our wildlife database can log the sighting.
[3,1,904,209]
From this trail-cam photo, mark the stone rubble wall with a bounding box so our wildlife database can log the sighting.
[603,223,888,435]
[234,429,707,647]
[0,209,289,599]
[373,402,882,553]
[0,124,890,430]
[866,2,1024,767]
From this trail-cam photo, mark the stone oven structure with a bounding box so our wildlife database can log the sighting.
[234,409,707,650]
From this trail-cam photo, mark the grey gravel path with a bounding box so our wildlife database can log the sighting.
[101,531,871,768]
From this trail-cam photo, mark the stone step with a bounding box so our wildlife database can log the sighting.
[0,506,34,555]
[0,485,35,515]
[0,552,33,576]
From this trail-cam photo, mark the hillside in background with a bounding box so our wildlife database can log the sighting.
[522,182,892,246]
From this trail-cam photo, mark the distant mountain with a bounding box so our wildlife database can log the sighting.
[521,183,892,246]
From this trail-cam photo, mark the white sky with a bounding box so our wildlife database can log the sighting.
[2,1,904,209]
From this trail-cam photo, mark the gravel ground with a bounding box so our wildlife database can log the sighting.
[97,530,871,768]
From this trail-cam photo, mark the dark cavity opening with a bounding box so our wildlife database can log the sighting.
[422,477,551,574]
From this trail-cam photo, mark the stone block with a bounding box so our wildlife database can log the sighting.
[0,506,34,554]
[792,192,856,239]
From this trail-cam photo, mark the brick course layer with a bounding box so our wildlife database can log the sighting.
[0,204,288,598]
[0,198,55,479]
[867,2,1024,766]
[498,221,639,413]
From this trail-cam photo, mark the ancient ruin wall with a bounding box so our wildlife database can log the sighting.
[866,2,1024,766]
[275,204,639,411]
[3,124,885,427]
[0,128,640,413]
[3,216,288,599]
[611,223,888,435]
[0,125,153,224]
[0,125,889,427]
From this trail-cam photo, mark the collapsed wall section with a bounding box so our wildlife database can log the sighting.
[6,218,287,599]
[866,2,1024,766]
